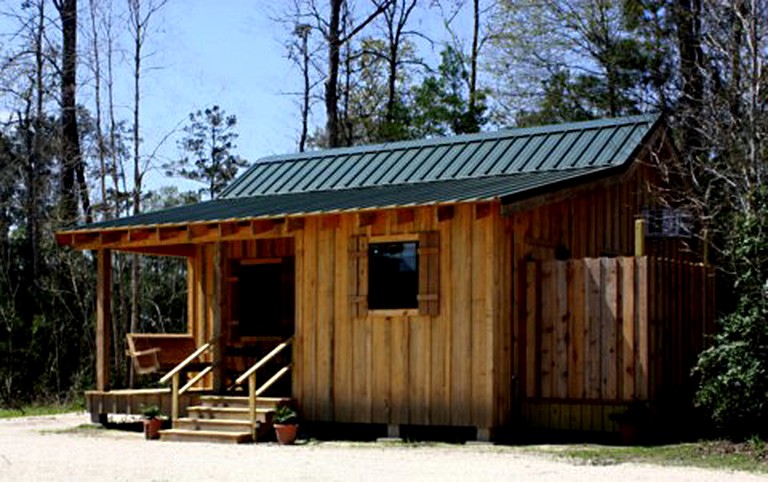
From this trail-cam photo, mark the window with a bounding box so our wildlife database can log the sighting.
[644,208,692,238]
[368,241,419,310]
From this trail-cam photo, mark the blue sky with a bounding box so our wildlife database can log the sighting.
[116,1,304,188]
[1,0,468,193]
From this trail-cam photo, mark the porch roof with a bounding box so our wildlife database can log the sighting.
[59,166,616,234]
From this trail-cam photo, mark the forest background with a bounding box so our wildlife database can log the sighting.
[0,0,766,439]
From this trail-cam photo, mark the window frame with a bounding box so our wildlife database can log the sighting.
[366,234,421,316]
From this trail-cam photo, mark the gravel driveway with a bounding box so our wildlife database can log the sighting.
[0,412,764,481]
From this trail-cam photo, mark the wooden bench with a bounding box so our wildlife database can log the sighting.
[125,333,202,376]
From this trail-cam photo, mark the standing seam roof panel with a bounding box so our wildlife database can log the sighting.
[333,152,378,189]
[317,153,364,190]
[526,132,567,171]
[578,128,619,167]
[258,161,296,193]
[478,138,520,176]
[389,147,434,184]
[370,148,416,185]
[537,130,583,170]
[559,129,599,168]
[265,160,306,193]
[282,155,334,192]
[233,163,279,197]
[217,113,660,199]
[591,125,638,166]
[346,150,391,188]
[410,144,453,181]
[454,141,492,177]
[437,142,479,179]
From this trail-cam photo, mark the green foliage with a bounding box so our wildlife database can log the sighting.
[141,404,161,419]
[165,105,247,200]
[694,206,768,440]
[489,0,663,124]
[273,404,298,424]
[552,441,768,473]
[410,46,487,137]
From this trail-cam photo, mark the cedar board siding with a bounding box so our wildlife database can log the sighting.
[184,205,510,431]
[182,160,696,433]
[294,204,509,430]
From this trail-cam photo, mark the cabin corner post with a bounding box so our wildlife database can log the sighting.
[212,242,224,392]
[96,249,111,391]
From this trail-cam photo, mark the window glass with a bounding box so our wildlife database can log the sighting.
[368,241,418,309]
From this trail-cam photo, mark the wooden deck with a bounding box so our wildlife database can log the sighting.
[86,388,205,423]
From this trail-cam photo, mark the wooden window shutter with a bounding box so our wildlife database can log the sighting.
[349,234,368,318]
[418,231,440,316]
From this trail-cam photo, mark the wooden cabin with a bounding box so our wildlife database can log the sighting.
[57,114,714,443]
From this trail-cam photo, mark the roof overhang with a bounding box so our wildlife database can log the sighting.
[56,165,628,252]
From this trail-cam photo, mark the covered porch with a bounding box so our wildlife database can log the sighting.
[58,220,300,441]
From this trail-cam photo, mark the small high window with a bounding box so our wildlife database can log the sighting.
[368,241,419,310]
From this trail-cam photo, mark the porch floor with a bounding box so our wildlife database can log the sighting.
[85,388,206,423]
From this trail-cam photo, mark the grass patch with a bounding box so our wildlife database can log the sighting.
[0,402,84,419]
[550,440,768,473]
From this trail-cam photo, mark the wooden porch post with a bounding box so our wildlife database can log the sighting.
[634,218,646,256]
[96,249,111,391]
[212,242,224,392]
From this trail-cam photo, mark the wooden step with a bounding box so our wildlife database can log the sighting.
[159,428,252,444]
[174,418,255,433]
[187,406,271,422]
[199,395,290,409]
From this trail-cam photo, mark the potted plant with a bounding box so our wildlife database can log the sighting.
[272,405,298,445]
[142,405,163,440]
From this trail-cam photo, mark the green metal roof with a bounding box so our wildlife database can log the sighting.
[63,114,662,233]
[221,113,660,198]
[66,167,615,231]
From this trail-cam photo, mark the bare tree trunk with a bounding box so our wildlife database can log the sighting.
[297,24,311,153]
[54,0,90,225]
[129,0,143,387]
[324,0,392,147]
[325,0,343,147]
[468,0,479,114]
[89,0,109,220]
[675,0,705,161]
[383,1,416,122]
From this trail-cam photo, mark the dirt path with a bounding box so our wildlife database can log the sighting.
[0,413,764,481]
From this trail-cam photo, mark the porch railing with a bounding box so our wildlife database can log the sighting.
[159,341,213,422]
[233,336,294,441]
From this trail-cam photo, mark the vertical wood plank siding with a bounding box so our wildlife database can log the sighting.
[180,159,712,434]
[519,256,715,431]
[291,203,506,430]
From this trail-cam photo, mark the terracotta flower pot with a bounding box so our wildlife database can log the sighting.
[274,423,298,445]
[144,418,163,440]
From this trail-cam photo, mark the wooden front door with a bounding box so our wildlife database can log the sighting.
[235,259,294,339]
[226,257,295,381]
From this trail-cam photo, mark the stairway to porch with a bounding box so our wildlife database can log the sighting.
[160,395,291,444]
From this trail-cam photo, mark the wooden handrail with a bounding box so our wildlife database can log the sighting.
[255,364,292,397]
[180,366,213,394]
[159,342,211,384]
[231,336,294,442]
[159,341,213,422]
[234,336,293,385]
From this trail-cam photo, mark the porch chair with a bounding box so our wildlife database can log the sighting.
[125,333,162,376]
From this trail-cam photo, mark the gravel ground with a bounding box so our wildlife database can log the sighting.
[0,412,765,482]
